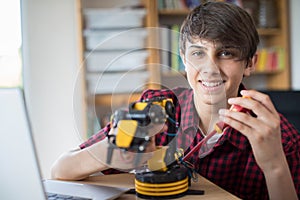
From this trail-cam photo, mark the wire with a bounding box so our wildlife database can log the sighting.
[182,129,218,161]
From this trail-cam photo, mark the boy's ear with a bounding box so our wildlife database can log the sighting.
[244,53,258,77]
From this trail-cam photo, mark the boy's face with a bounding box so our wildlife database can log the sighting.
[181,39,254,107]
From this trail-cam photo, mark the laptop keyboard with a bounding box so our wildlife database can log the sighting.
[46,192,92,200]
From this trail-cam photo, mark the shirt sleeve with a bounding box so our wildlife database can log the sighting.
[279,114,300,197]
[79,123,111,149]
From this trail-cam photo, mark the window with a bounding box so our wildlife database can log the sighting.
[0,0,22,87]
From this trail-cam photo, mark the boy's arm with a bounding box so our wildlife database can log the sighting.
[263,155,298,200]
[51,133,156,181]
[51,138,110,181]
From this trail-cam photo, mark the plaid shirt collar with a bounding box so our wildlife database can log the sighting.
[219,127,250,150]
[178,84,250,150]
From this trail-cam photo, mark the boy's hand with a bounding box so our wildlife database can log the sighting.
[100,123,166,171]
[218,90,285,172]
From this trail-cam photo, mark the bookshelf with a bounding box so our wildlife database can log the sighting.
[76,0,291,136]
[77,0,158,135]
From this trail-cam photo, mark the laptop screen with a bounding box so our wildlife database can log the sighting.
[0,88,46,200]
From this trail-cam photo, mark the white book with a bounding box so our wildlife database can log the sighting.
[85,50,149,72]
[87,71,149,94]
[84,29,148,51]
[159,26,172,72]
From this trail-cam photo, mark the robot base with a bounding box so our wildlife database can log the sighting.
[134,165,189,199]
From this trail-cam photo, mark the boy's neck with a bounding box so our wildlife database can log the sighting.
[193,95,227,135]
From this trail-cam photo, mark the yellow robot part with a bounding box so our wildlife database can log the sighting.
[135,177,189,197]
[132,102,148,111]
[116,120,138,148]
[147,146,168,172]
[133,98,173,111]
[153,98,173,108]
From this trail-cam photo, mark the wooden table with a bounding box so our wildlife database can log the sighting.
[79,173,240,200]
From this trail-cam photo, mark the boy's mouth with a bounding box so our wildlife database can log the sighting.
[200,81,224,87]
[200,80,225,88]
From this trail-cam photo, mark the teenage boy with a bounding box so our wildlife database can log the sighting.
[51,2,299,199]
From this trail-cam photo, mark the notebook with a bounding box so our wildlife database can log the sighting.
[0,88,129,200]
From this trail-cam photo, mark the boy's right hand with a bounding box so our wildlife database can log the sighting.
[95,123,167,171]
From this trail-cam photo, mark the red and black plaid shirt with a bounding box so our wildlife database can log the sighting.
[80,86,300,200]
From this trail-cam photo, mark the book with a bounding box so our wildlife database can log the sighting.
[170,24,185,72]
[257,48,268,72]
[256,47,285,72]
[86,71,149,94]
[159,26,172,72]
[171,24,180,71]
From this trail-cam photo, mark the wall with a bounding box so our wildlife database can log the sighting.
[21,0,86,178]
[290,0,300,89]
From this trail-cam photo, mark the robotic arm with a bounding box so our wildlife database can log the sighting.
[106,97,193,198]
[106,97,176,167]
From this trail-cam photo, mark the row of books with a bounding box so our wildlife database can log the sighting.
[159,25,185,73]
[256,47,285,73]
[157,0,243,11]
[157,0,201,10]
[83,7,149,95]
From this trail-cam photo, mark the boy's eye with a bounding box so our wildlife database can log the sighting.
[191,51,205,57]
[218,48,241,60]
[219,50,233,58]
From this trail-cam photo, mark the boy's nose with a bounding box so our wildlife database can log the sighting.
[198,56,221,76]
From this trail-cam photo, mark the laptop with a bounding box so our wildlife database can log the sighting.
[0,88,129,200]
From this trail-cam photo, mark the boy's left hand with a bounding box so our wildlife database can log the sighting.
[218,89,285,172]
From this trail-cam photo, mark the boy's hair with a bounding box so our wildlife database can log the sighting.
[180,2,259,64]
